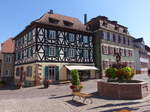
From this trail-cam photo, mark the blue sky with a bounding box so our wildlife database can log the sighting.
[0,0,150,45]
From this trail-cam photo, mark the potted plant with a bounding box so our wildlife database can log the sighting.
[43,80,52,88]
[0,80,6,88]
[70,70,83,92]
[16,81,23,89]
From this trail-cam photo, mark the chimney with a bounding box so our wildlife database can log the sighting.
[48,10,53,14]
[84,14,87,24]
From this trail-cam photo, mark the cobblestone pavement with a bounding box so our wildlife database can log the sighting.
[0,74,150,112]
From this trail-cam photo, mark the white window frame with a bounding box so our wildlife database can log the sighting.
[49,47,56,56]
[83,36,88,43]
[48,30,56,39]
[69,33,75,42]
[5,70,11,77]
[5,55,11,63]
[27,66,32,77]
[83,50,89,59]
[68,48,75,58]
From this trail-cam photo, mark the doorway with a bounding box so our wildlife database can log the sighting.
[49,66,56,81]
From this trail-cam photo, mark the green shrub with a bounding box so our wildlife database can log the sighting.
[70,70,80,86]
[121,67,135,80]
[0,80,6,86]
[116,67,135,81]
[116,68,126,81]
[105,67,117,80]
[105,65,135,82]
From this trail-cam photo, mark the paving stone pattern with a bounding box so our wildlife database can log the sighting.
[0,74,150,112]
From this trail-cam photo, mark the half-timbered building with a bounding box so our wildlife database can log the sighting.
[14,10,97,86]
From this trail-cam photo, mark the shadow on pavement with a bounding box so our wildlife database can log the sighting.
[100,107,139,112]
[91,92,125,100]
[0,85,17,90]
[89,101,140,110]
[66,100,86,107]
[49,94,72,99]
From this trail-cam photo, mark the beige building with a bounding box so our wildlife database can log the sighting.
[1,38,15,84]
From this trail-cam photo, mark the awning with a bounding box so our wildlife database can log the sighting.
[65,65,99,71]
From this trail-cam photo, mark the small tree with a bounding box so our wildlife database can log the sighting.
[70,70,80,86]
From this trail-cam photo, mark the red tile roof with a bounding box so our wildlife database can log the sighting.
[35,12,86,31]
[1,38,15,53]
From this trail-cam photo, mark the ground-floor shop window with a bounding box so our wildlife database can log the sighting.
[79,71,90,81]
[27,66,32,77]
[16,68,20,76]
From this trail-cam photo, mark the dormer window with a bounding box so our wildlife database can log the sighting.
[49,18,59,24]
[63,20,73,27]
[115,26,119,30]
[102,21,107,27]
[123,29,127,33]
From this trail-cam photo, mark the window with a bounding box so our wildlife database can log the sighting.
[115,26,119,30]
[5,70,11,76]
[114,48,119,55]
[49,18,59,24]
[16,68,20,76]
[48,30,56,39]
[108,47,113,55]
[16,51,21,60]
[102,45,108,54]
[27,66,32,77]
[27,47,33,57]
[83,36,88,43]
[103,61,109,69]
[83,50,89,59]
[49,47,56,56]
[68,48,75,58]
[63,20,73,27]
[68,33,75,42]
[128,50,133,57]
[123,29,127,33]
[128,38,130,45]
[112,34,116,42]
[21,51,24,59]
[27,31,33,42]
[5,56,11,63]
[123,37,126,44]
[102,22,107,27]
[22,37,24,45]
[107,32,110,41]
[100,31,104,38]
[124,49,127,56]
[79,50,83,58]
[24,35,27,44]
[118,35,121,43]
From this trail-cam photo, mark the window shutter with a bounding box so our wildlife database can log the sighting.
[130,51,132,56]
[128,50,130,56]
[87,36,90,44]
[119,48,122,55]
[27,48,29,57]
[56,47,59,56]
[64,48,67,57]
[108,46,110,54]
[55,66,59,80]
[44,46,49,56]
[124,49,126,56]
[79,37,82,43]
[44,66,49,80]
